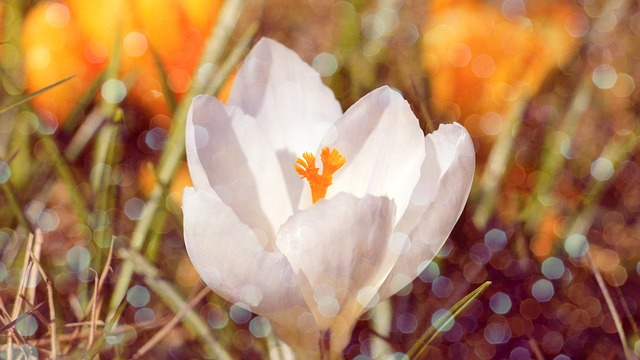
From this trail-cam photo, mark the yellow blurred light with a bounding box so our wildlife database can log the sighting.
[23,0,223,125]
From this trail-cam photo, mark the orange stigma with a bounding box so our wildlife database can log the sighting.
[295,147,346,203]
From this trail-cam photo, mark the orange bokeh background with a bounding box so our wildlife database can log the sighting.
[22,0,222,125]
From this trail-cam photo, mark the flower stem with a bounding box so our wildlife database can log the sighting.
[319,330,331,360]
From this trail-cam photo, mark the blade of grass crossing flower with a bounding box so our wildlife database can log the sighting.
[108,0,247,318]
[118,247,233,360]
[0,75,75,114]
[407,281,492,359]
[472,98,529,230]
[204,23,257,96]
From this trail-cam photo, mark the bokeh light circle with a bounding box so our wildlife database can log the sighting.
[431,309,454,332]
[592,64,617,89]
[484,322,511,344]
[541,257,565,280]
[470,243,492,264]
[101,79,127,104]
[590,157,614,181]
[134,308,157,326]
[126,285,151,308]
[16,314,38,336]
[207,306,229,329]
[0,161,11,184]
[564,234,589,258]
[397,312,418,334]
[432,276,454,298]
[531,279,554,302]
[249,316,272,338]
[230,303,252,324]
[484,228,508,251]
[312,52,339,77]
[510,346,531,360]
[66,246,91,271]
[418,262,440,283]
[489,292,512,314]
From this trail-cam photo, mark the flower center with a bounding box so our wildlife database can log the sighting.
[295,147,346,204]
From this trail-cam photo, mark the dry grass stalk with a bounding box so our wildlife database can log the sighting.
[586,252,632,359]
[131,285,210,359]
[26,229,43,307]
[28,230,58,359]
[529,337,544,360]
[11,233,34,320]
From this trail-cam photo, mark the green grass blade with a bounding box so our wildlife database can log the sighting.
[204,23,257,96]
[407,281,492,359]
[0,75,75,114]
[472,99,529,230]
[61,70,106,134]
[38,136,89,221]
[0,152,30,230]
[521,79,592,233]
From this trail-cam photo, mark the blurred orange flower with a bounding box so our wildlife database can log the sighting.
[423,0,580,138]
[22,0,222,125]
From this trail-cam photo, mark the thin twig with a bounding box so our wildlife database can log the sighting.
[0,302,46,335]
[118,247,232,360]
[586,251,632,359]
[529,337,544,360]
[132,286,211,359]
[88,269,99,349]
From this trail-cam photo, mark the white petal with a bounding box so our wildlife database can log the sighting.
[379,123,475,298]
[322,86,425,221]
[186,94,293,238]
[227,38,343,207]
[275,193,397,351]
[183,187,307,319]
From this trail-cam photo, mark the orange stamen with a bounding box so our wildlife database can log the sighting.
[295,147,346,203]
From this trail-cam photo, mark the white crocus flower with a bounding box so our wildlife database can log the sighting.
[183,37,475,358]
